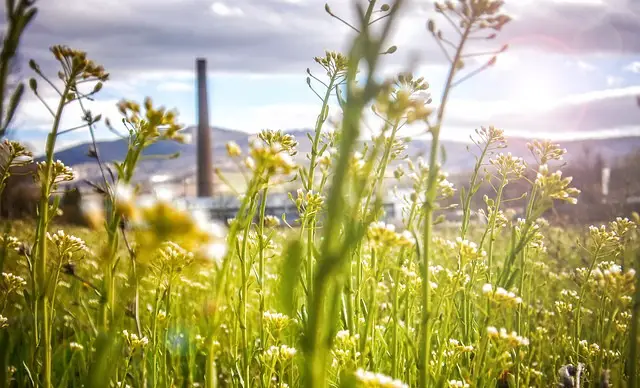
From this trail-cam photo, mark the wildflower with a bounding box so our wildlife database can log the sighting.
[122,330,149,350]
[226,141,242,157]
[1,140,33,173]
[262,345,297,363]
[69,342,84,351]
[527,139,566,164]
[354,368,409,388]
[0,235,20,252]
[489,152,526,178]
[484,284,523,306]
[263,311,291,332]
[36,160,74,189]
[264,215,281,228]
[50,45,109,82]
[447,380,469,388]
[534,164,580,205]
[313,50,348,77]
[47,230,88,257]
[2,272,26,292]
[116,97,184,141]
[455,237,486,262]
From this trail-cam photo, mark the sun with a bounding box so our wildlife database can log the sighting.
[505,75,561,112]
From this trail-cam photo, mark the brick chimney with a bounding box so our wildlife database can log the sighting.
[196,58,213,197]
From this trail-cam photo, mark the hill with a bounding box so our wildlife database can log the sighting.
[43,126,640,183]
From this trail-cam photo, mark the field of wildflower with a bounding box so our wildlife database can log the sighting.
[1,0,639,387]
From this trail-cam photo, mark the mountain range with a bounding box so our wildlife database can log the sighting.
[44,126,640,183]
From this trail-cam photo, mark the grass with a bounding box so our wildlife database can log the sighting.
[0,1,639,388]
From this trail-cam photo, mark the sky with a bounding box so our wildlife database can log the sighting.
[3,0,640,155]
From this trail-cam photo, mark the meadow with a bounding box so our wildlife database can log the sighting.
[1,0,639,387]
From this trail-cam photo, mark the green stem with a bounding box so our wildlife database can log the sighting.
[460,141,491,240]
[419,24,472,388]
[33,81,71,388]
[627,248,639,387]
[258,185,269,373]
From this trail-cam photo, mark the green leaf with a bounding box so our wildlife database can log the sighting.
[440,143,447,166]
[85,332,122,388]
[279,237,303,316]
[1,82,24,135]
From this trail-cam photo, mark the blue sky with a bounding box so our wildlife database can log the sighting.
[3,0,640,154]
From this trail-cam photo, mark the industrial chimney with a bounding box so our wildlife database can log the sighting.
[196,58,213,197]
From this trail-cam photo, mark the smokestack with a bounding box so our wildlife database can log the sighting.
[196,58,213,197]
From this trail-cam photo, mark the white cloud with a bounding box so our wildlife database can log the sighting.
[606,75,624,87]
[157,82,193,92]
[210,2,244,17]
[576,60,597,71]
[624,61,640,73]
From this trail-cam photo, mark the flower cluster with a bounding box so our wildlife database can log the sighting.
[0,140,33,171]
[489,152,526,178]
[226,141,242,157]
[122,330,149,350]
[116,97,185,143]
[374,73,433,124]
[447,380,470,388]
[155,241,195,275]
[0,235,20,252]
[262,345,297,363]
[527,140,566,164]
[37,160,74,189]
[576,261,635,299]
[313,51,348,78]
[478,201,509,232]
[294,189,325,214]
[447,339,474,354]
[354,369,408,388]
[367,222,415,247]
[448,237,486,262]
[588,224,621,251]
[332,330,361,370]
[69,342,84,351]
[482,283,523,306]
[46,230,88,257]
[405,158,456,200]
[486,327,530,347]
[263,311,292,333]
[247,130,297,176]
[50,45,109,82]
[2,272,27,293]
[474,126,506,148]
[102,186,228,262]
[534,164,580,205]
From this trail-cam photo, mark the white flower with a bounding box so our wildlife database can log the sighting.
[69,342,84,351]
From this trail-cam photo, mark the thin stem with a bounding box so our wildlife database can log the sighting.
[33,80,72,388]
[419,22,473,388]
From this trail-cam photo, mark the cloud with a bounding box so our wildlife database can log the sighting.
[156,81,194,93]
[443,86,640,136]
[625,61,640,73]
[606,75,625,87]
[210,2,245,17]
[501,0,640,54]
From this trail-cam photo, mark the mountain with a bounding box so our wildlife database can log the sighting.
[44,126,640,183]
